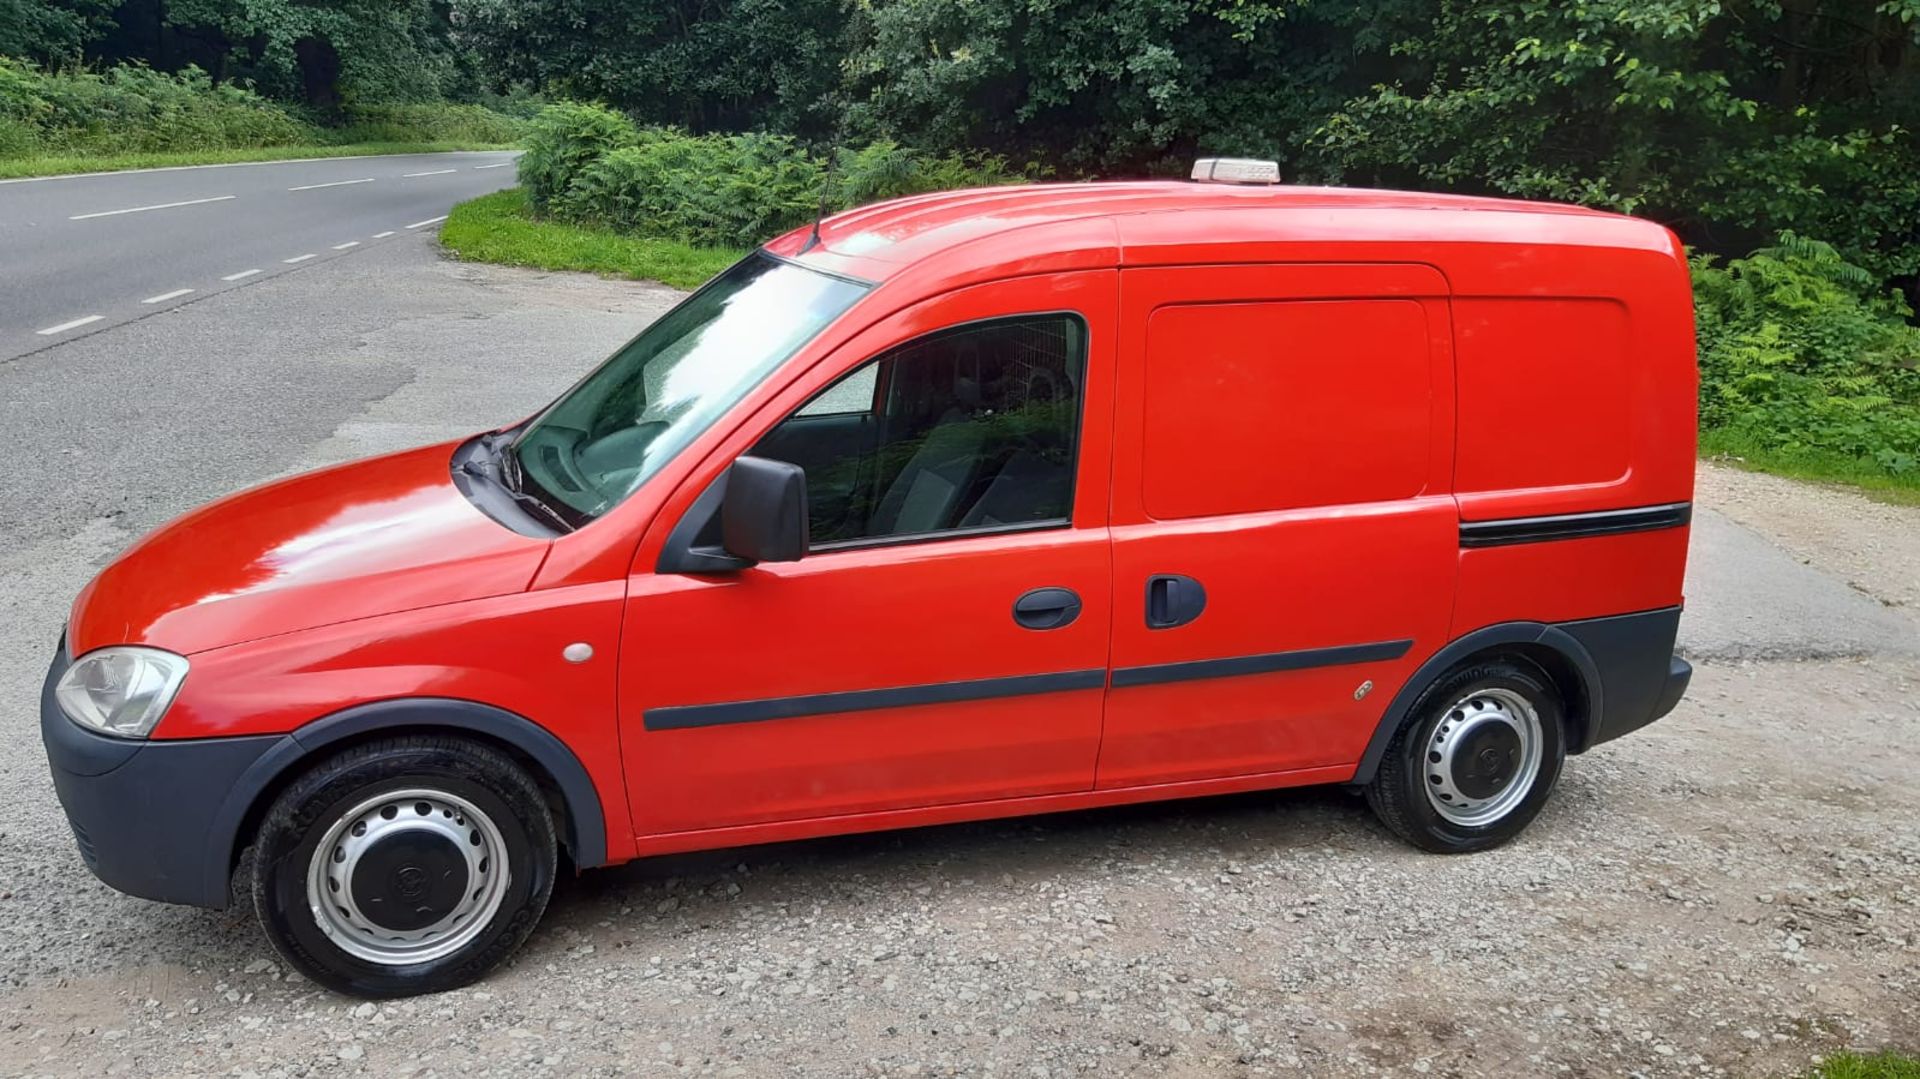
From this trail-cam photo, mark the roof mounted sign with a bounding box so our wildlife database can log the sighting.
[1191,158,1281,185]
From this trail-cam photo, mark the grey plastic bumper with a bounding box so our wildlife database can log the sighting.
[1559,607,1691,749]
[41,641,279,910]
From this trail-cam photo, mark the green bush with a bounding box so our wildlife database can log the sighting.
[558,130,823,248]
[834,139,1025,205]
[335,103,525,146]
[0,59,310,154]
[1694,235,1920,477]
[523,105,1028,248]
[517,102,641,211]
[0,59,524,162]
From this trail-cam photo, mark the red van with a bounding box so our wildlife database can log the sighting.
[42,165,1697,997]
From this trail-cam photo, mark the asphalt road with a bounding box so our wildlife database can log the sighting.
[1,220,1916,1075]
[0,150,519,361]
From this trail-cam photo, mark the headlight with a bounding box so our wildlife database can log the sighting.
[55,646,189,739]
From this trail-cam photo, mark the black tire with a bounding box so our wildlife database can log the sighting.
[1365,660,1566,853]
[248,735,557,997]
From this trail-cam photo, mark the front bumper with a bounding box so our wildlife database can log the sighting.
[41,641,279,909]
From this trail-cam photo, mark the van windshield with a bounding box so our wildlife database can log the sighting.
[509,253,869,525]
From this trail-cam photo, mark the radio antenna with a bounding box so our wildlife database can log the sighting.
[799,142,838,255]
[799,96,849,255]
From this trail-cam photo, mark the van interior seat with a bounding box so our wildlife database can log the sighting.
[958,450,1071,528]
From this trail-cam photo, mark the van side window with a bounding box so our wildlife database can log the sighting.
[794,364,878,417]
[752,314,1086,546]
[1141,299,1431,519]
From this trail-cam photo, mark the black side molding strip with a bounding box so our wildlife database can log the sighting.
[1110,639,1413,689]
[648,639,1420,730]
[645,668,1108,731]
[1459,502,1692,549]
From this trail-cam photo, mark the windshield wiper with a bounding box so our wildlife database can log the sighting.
[464,435,577,534]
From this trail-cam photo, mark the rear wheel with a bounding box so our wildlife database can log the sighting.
[248,736,557,997]
[1365,660,1566,852]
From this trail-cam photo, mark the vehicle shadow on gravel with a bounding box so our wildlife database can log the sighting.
[514,764,1617,979]
[539,783,1396,941]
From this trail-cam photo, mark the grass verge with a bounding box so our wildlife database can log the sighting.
[1700,429,1920,506]
[0,141,515,181]
[439,188,740,290]
[1807,1051,1920,1079]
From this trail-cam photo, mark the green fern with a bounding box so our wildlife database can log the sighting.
[1695,234,1920,476]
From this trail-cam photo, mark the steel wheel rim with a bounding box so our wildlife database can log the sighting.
[1422,687,1544,827]
[305,787,511,966]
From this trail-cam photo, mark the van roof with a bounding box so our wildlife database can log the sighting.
[762,181,1671,284]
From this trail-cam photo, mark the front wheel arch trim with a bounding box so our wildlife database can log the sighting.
[201,699,608,907]
[1350,622,1603,786]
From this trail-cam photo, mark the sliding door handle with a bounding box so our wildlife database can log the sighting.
[1146,574,1206,629]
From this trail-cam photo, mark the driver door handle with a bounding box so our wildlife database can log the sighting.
[1012,587,1082,630]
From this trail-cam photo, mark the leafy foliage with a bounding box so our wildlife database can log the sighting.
[1308,0,1920,280]
[457,0,847,135]
[0,58,522,157]
[461,0,1920,283]
[840,0,1329,171]
[516,101,641,211]
[1694,235,1920,475]
[0,57,307,152]
[517,103,1027,248]
[557,130,824,248]
[5,0,525,110]
[1,0,113,64]
[331,103,526,147]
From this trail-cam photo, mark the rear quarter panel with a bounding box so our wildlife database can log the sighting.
[1445,227,1698,631]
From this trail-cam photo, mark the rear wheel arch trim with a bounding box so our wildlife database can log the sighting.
[1351,623,1602,785]
[204,699,608,905]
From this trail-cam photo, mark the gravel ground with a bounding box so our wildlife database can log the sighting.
[1695,465,1920,615]
[3,244,1917,1076]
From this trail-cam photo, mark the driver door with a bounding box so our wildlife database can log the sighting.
[618,272,1118,839]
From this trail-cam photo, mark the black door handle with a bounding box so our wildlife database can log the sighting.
[1145,574,1206,629]
[1012,587,1082,630]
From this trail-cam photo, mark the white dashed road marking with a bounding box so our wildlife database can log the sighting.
[26,156,507,345]
[68,195,236,221]
[36,315,104,335]
[289,178,375,191]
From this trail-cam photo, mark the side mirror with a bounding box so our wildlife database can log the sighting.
[721,456,809,564]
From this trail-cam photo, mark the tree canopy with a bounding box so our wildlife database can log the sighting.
[460,0,1919,279]
[7,0,1918,276]
[8,0,483,106]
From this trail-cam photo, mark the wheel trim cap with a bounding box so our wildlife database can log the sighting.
[1422,687,1545,827]
[306,788,511,966]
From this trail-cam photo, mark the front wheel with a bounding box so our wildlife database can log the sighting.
[248,736,557,997]
[1365,660,1566,853]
